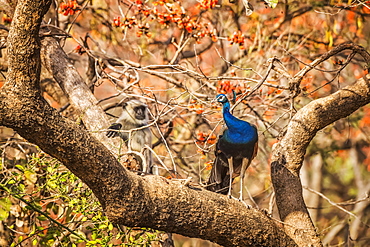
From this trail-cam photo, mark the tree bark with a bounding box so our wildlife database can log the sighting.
[271,74,370,246]
[40,35,124,157]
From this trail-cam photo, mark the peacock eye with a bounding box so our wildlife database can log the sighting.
[217,95,226,102]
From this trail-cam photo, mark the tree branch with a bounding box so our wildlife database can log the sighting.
[271,73,370,246]
[40,36,124,157]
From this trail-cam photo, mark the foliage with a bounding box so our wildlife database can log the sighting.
[0,152,162,246]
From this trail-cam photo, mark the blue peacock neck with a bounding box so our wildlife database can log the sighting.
[222,101,256,143]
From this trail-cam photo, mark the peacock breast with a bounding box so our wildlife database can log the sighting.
[218,130,257,158]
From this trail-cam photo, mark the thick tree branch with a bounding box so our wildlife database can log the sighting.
[271,73,370,246]
[40,36,124,157]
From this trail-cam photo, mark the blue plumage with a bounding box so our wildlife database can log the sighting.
[206,94,258,199]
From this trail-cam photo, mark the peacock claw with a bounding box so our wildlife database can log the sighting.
[228,194,239,201]
[227,195,252,208]
[241,200,252,209]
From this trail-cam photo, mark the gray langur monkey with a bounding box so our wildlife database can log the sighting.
[106,99,153,174]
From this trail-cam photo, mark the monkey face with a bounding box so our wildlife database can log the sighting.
[134,105,146,120]
[119,99,149,124]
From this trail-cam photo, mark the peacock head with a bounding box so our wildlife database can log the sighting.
[216,94,229,104]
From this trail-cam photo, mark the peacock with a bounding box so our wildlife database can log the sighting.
[206,94,258,200]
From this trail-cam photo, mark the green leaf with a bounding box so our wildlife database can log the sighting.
[47,166,54,173]
[264,0,278,8]
[25,170,37,184]
[15,164,25,171]
[91,231,97,240]
[108,223,113,231]
[7,179,16,185]
[36,226,44,231]
[37,215,48,221]
[99,224,107,229]
[18,183,25,193]
[0,197,11,221]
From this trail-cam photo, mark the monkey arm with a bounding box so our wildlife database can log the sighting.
[106,123,122,138]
